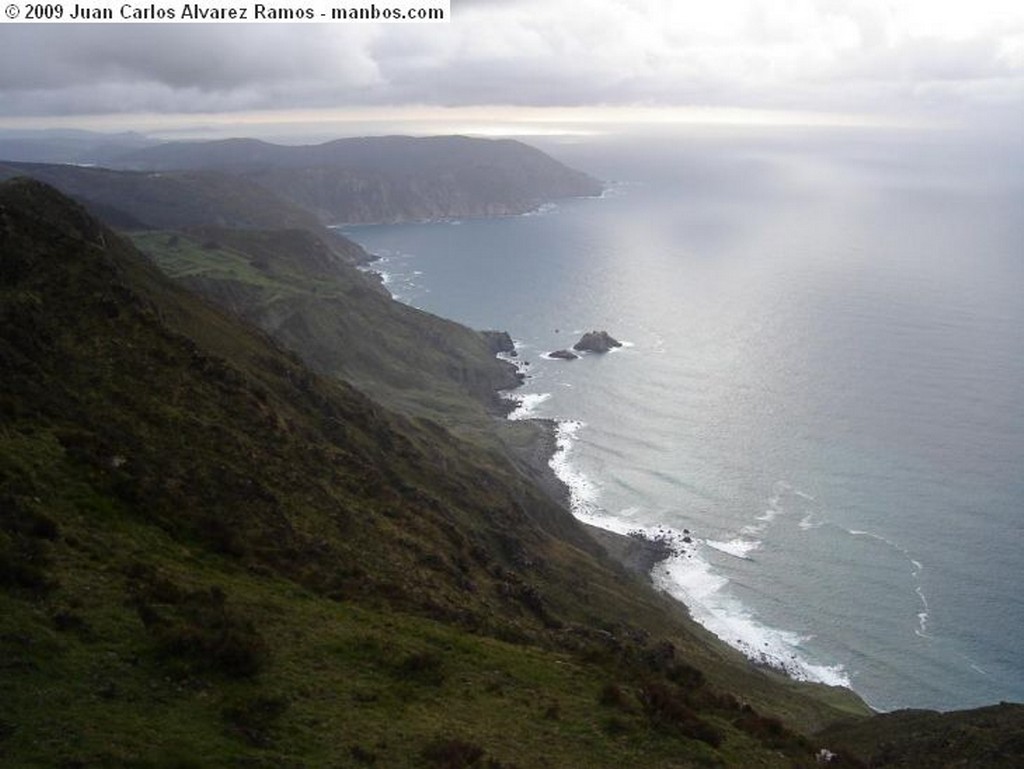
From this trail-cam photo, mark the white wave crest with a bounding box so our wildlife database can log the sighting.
[847,529,931,640]
[545,444,849,689]
[653,549,851,688]
[548,420,599,517]
[504,392,552,421]
[706,538,762,560]
[798,512,825,530]
[522,203,558,217]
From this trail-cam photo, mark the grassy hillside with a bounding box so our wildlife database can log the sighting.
[1,179,881,767]
[127,225,558,491]
[819,703,1024,767]
[0,161,369,264]
[129,227,519,423]
[6,178,1020,768]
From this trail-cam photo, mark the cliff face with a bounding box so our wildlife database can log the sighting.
[1,178,878,768]
[115,135,605,223]
[129,226,525,445]
[3,173,1019,768]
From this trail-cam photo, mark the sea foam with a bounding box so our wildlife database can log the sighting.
[653,550,851,687]
[522,202,558,217]
[547,421,850,688]
[847,528,931,638]
[504,392,552,421]
[706,538,762,560]
[548,419,600,516]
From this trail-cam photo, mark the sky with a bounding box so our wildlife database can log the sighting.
[2,0,1023,139]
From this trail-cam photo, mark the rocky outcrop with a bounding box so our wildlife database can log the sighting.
[573,331,622,354]
[481,330,516,356]
[549,349,579,360]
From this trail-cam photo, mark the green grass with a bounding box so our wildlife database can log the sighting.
[10,178,1014,769]
[130,231,344,299]
[0,506,841,768]
[130,227,542,471]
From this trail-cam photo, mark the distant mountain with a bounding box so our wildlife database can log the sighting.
[0,128,158,165]
[0,158,539,448]
[0,159,318,231]
[0,133,602,226]
[115,135,604,223]
[0,160,370,264]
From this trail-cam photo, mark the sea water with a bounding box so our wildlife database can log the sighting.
[343,127,1024,712]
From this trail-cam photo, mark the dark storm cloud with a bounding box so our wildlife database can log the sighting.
[0,1,1021,128]
[1,24,385,114]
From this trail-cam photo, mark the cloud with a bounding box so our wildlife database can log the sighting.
[1,0,1022,129]
[1,25,384,106]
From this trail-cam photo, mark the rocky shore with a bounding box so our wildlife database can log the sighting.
[496,359,671,584]
[583,525,677,579]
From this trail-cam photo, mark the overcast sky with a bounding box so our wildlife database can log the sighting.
[2,0,1023,137]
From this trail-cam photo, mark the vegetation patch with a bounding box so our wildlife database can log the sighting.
[127,565,268,679]
[6,178,1006,769]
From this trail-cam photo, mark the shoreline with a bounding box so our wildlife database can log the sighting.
[366,231,863,701]
[498,385,675,582]
[498,378,863,697]
[582,522,677,579]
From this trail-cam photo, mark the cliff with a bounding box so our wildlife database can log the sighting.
[0,178,877,768]
[129,225,528,451]
[114,135,605,223]
[2,172,1019,768]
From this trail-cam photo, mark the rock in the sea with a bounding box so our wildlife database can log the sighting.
[549,349,579,360]
[573,330,622,354]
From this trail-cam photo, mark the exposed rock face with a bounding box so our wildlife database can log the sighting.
[549,349,579,360]
[573,331,622,354]
[481,330,516,356]
[114,136,605,225]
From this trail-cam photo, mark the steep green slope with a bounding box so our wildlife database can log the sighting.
[127,226,555,491]
[1,179,877,767]
[0,160,369,264]
[819,702,1024,768]
[129,226,521,427]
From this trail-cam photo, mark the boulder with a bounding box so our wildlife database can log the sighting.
[549,349,579,361]
[573,330,622,354]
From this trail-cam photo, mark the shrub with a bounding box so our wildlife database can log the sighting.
[602,716,633,737]
[0,496,59,593]
[222,695,289,747]
[348,745,377,765]
[395,650,445,686]
[638,681,723,748]
[598,682,631,710]
[733,709,802,750]
[0,533,53,592]
[129,571,269,679]
[421,738,485,769]
[667,660,705,689]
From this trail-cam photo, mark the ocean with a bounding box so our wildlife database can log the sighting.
[342,127,1024,712]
